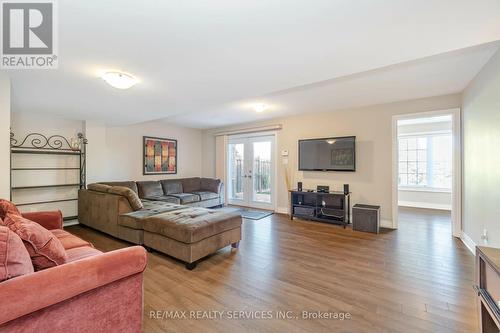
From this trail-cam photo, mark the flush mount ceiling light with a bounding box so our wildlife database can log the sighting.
[101,71,138,89]
[252,103,269,113]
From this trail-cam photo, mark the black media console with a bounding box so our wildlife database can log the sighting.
[289,190,351,228]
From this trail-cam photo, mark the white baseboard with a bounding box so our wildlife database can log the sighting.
[460,231,476,255]
[398,201,451,211]
[380,219,395,229]
[275,206,289,214]
[63,219,79,227]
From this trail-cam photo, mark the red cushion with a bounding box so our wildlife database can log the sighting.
[51,229,93,250]
[0,200,21,220]
[65,246,102,263]
[4,214,67,271]
[0,225,34,281]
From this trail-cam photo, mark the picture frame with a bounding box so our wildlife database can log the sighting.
[143,136,177,175]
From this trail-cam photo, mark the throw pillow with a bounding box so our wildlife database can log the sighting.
[4,214,67,271]
[0,225,34,281]
[87,183,112,193]
[0,199,21,220]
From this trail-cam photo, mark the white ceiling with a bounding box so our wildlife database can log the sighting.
[7,0,500,128]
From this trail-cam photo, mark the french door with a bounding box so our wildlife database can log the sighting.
[227,134,275,210]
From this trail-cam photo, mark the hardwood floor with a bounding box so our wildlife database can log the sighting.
[67,207,477,333]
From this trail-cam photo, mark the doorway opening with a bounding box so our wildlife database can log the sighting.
[392,109,461,237]
[226,133,276,211]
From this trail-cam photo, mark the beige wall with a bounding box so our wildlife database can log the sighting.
[462,48,500,248]
[0,75,10,199]
[105,121,203,181]
[203,94,461,225]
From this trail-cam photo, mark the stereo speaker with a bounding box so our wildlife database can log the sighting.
[344,184,350,195]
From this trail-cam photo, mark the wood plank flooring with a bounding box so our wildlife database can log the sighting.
[67,207,477,333]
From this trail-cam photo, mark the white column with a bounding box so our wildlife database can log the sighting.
[83,120,108,184]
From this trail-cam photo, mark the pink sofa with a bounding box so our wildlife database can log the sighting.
[0,211,147,333]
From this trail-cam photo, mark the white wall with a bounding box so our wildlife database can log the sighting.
[398,190,451,210]
[105,121,202,181]
[10,113,203,219]
[203,93,461,226]
[462,48,500,248]
[11,113,204,183]
[84,121,108,184]
[0,75,10,199]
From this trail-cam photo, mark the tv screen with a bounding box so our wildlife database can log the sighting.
[298,136,356,171]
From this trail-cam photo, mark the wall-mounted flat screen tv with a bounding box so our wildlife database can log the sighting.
[298,136,356,171]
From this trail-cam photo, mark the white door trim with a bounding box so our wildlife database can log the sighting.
[391,108,462,237]
[227,132,277,211]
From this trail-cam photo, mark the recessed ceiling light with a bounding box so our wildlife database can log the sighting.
[101,71,138,89]
[253,103,269,113]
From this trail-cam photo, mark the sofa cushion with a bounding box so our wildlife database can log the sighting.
[200,178,221,193]
[0,199,21,220]
[50,229,93,250]
[191,191,219,201]
[87,183,111,193]
[160,180,183,195]
[168,193,200,204]
[121,201,187,219]
[4,214,67,271]
[142,207,242,243]
[100,181,139,194]
[108,186,144,211]
[0,225,34,281]
[181,177,201,193]
[65,246,102,263]
[118,215,144,230]
[142,195,181,205]
[137,181,163,198]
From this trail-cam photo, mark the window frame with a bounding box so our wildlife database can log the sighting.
[397,131,452,192]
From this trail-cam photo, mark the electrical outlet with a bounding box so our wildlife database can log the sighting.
[481,229,488,244]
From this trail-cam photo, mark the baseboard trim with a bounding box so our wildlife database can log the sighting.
[63,219,79,227]
[381,219,395,229]
[460,231,476,255]
[276,206,289,215]
[398,201,451,211]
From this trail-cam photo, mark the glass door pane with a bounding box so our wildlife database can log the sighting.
[252,140,272,204]
[227,143,245,202]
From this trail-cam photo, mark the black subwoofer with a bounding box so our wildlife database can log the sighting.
[352,204,380,234]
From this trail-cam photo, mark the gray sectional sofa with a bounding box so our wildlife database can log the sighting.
[102,177,224,208]
[78,177,241,269]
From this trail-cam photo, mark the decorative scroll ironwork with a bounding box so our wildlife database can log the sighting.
[10,131,88,196]
[10,132,87,151]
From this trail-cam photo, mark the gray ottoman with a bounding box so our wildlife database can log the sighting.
[142,207,242,269]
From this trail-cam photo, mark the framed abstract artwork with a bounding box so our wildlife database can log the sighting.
[143,136,177,175]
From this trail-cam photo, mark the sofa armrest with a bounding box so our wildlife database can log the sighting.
[201,178,222,193]
[0,246,147,325]
[21,211,63,230]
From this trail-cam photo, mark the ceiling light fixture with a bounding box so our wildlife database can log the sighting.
[326,139,336,145]
[253,103,269,113]
[101,71,138,89]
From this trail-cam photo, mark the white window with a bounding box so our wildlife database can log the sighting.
[398,134,452,190]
